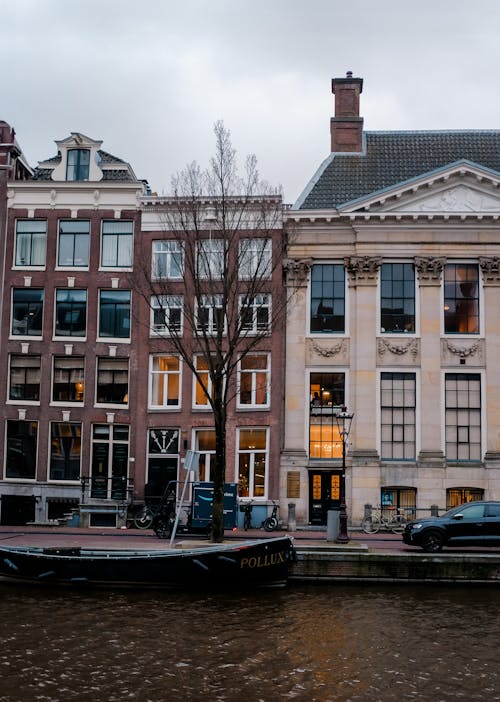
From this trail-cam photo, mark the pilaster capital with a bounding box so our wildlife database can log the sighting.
[479,257,500,286]
[345,256,381,286]
[283,258,312,288]
[414,256,446,285]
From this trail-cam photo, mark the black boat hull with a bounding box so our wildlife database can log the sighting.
[0,537,296,589]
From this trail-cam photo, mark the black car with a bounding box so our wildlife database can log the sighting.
[402,501,500,552]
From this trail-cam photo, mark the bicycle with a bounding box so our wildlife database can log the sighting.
[262,501,280,532]
[133,504,156,530]
[242,502,253,530]
[361,506,408,534]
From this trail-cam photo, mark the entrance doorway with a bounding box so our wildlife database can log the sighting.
[308,470,341,525]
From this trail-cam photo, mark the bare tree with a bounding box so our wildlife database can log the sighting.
[134,122,287,542]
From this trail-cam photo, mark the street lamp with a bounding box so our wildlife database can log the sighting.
[335,406,354,543]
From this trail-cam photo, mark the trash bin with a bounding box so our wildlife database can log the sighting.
[327,509,340,542]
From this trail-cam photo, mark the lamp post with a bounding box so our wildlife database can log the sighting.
[335,405,354,543]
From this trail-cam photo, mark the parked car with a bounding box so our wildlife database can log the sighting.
[402,501,500,552]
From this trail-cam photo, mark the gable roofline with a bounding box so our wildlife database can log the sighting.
[293,153,335,210]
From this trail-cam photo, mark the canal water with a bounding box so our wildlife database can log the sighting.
[0,583,498,702]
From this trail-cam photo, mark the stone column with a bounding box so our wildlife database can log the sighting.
[415,256,446,467]
[480,257,500,465]
[280,258,311,524]
[345,255,381,461]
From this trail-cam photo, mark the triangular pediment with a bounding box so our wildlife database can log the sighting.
[339,161,500,216]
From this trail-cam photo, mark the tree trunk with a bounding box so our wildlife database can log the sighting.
[211,381,227,542]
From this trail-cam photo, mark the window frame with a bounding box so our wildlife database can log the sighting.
[8,354,41,403]
[49,421,82,482]
[380,371,416,461]
[196,294,226,336]
[309,263,346,335]
[380,262,416,334]
[66,148,90,181]
[150,295,183,336]
[96,357,130,406]
[52,356,85,404]
[57,220,90,268]
[151,240,184,280]
[443,263,480,335]
[239,294,271,335]
[444,372,482,462]
[237,353,270,409]
[236,427,269,499]
[5,420,38,480]
[197,238,224,279]
[14,219,47,268]
[54,288,87,338]
[308,371,346,459]
[100,220,133,269]
[98,289,131,340]
[239,238,272,280]
[11,288,44,338]
[192,355,214,409]
[148,354,182,410]
[194,428,216,482]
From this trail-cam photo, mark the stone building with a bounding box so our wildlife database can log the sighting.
[282,72,500,527]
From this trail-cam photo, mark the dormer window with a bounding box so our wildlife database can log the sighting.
[66,149,90,181]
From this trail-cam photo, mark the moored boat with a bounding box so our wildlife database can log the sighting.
[0,536,296,589]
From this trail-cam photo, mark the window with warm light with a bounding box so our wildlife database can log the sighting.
[149,355,181,409]
[237,428,268,498]
[309,372,345,458]
[193,356,214,408]
[52,356,85,403]
[444,264,479,334]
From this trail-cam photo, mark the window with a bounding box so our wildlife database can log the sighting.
[237,428,268,498]
[193,356,213,408]
[446,487,483,509]
[99,290,131,339]
[66,149,90,181]
[240,294,271,334]
[445,373,481,461]
[238,354,270,408]
[380,372,416,460]
[96,358,129,405]
[195,429,216,482]
[50,422,81,481]
[380,487,416,519]
[239,238,271,279]
[444,264,479,334]
[12,288,44,336]
[310,264,345,333]
[55,289,87,337]
[58,220,90,267]
[152,240,183,279]
[15,220,46,267]
[101,221,133,268]
[309,373,345,459]
[149,355,181,409]
[381,263,415,333]
[151,295,183,335]
[9,355,41,401]
[91,424,129,500]
[5,420,38,479]
[196,295,225,335]
[197,239,224,278]
[52,356,85,403]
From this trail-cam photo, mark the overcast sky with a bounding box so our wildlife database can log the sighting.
[2,0,500,203]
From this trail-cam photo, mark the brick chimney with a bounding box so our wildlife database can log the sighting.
[330,71,364,153]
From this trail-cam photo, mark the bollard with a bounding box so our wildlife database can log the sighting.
[364,503,372,519]
[431,504,439,517]
[327,510,340,542]
[287,503,296,532]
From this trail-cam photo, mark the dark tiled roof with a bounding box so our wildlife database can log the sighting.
[32,149,134,182]
[298,131,500,209]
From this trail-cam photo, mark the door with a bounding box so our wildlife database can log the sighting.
[308,471,341,525]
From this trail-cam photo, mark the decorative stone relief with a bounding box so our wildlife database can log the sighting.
[414,256,446,285]
[479,257,500,286]
[377,337,420,365]
[441,338,484,365]
[306,338,349,365]
[411,185,500,212]
[345,256,381,286]
[283,258,312,288]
